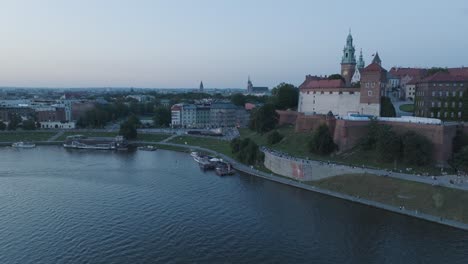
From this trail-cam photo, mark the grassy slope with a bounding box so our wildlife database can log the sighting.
[309,173,468,223]
[0,132,56,142]
[399,104,415,112]
[240,126,446,175]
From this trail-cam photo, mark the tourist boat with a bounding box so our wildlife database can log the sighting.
[215,162,235,176]
[138,145,157,151]
[63,135,128,150]
[12,142,36,148]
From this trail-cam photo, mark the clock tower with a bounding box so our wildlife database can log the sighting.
[341,30,357,87]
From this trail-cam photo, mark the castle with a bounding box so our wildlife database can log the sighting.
[298,31,386,117]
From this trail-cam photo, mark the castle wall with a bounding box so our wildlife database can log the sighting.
[359,103,380,116]
[276,110,298,126]
[298,90,361,117]
[333,119,458,166]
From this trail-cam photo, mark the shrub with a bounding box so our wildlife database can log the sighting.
[308,124,336,155]
[401,131,432,166]
[267,130,284,145]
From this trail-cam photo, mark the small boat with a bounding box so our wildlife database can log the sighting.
[138,145,157,151]
[12,142,36,148]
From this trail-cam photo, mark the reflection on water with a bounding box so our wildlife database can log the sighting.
[0,146,466,264]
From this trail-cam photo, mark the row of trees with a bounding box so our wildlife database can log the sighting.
[361,120,433,166]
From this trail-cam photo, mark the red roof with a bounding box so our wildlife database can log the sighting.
[362,63,387,72]
[389,67,427,78]
[448,67,468,78]
[421,71,468,82]
[299,79,345,89]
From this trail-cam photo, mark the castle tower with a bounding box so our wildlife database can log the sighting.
[341,30,357,87]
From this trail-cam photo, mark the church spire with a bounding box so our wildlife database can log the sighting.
[199,81,204,92]
[357,49,365,69]
[342,31,356,65]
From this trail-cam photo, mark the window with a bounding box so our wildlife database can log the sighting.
[432,91,436,96]
[438,102,442,107]
[459,112,462,118]
[445,102,448,108]
[371,82,375,88]
[321,91,324,94]
[444,112,448,118]
[437,111,441,118]
[439,91,443,97]
[446,91,449,96]
[368,91,373,96]
[451,112,454,118]
[307,91,309,94]
[329,91,333,94]
[452,102,456,108]
[460,102,463,108]
[439,84,443,86]
[430,112,434,118]
[453,91,457,96]
[446,83,450,87]
[365,83,369,88]
[339,91,343,95]
[460,91,464,97]
[432,102,435,107]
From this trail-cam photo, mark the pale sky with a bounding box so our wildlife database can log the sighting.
[0,0,467,88]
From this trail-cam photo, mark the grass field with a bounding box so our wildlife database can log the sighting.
[136,133,171,142]
[399,104,415,112]
[308,173,468,224]
[57,131,119,141]
[169,136,233,157]
[0,132,56,142]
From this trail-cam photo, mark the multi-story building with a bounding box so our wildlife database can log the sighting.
[36,107,67,122]
[171,104,182,127]
[414,72,468,120]
[171,101,249,128]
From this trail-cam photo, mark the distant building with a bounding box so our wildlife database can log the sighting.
[171,101,249,128]
[36,107,66,122]
[389,67,428,99]
[126,95,155,103]
[199,81,204,92]
[40,121,76,129]
[414,72,468,120]
[247,77,269,95]
[160,99,171,107]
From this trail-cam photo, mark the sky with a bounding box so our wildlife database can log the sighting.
[0,0,467,89]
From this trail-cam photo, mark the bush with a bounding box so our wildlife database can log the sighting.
[401,131,433,166]
[453,146,468,172]
[308,124,336,155]
[380,96,396,117]
[375,125,401,162]
[22,119,36,130]
[267,130,284,145]
[249,104,278,134]
[119,119,138,140]
[0,121,6,130]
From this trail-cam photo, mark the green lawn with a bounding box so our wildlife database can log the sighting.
[0,132,56,142]
[399,104,415,112]
[137,133,171,142]
[308,173,468,224]
[57,131,119,141]
[169,136,233,158]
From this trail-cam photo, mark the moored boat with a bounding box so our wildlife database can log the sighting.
[138,145,157,151]
[12,142,36,148]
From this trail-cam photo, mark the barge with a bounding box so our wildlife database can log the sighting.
[63,135,128,150]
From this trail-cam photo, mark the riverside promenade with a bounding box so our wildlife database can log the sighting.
[159,141,468,231]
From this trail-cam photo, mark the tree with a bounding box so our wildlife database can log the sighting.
[328,74,345,82]
[375,125,401,162]
[380,96,396,117]
[7,113,21,131]
[22,119,36,130]
[119,119,138,140]
[271,83,299,110]
[401,131,433,166]
[231,93,246,107]
[127,114,141,128]
[230,138,264,165]
[0,121,6,130]
[249,104,278,134]
[152,107,171,127]
[427,67,448,76]
[453,146,468,172]
[452,129,468,155]
[308,124,337,155]
[267,130,284,145]
[360,119,379,150]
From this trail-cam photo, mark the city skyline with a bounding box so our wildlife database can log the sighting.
[0,0,467,88]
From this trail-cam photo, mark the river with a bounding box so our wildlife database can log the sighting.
[0,146,466,263]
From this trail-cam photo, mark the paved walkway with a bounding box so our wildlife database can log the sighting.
[47,130,65,142]
[261,147,468,191]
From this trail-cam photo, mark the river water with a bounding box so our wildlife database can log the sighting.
[0,146,466,263]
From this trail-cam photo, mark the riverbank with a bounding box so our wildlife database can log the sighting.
[158,141,468,231]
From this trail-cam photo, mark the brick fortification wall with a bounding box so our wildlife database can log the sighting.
[276,110,298,126]
[333,119,458,166]
[295,113,336,133]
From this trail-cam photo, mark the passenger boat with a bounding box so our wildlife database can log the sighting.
[12,142,36,148]
[63,135,128,150]
[138,145,157,151]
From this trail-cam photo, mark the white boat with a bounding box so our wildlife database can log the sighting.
[12,142,36,148]
[138,145,157,151]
